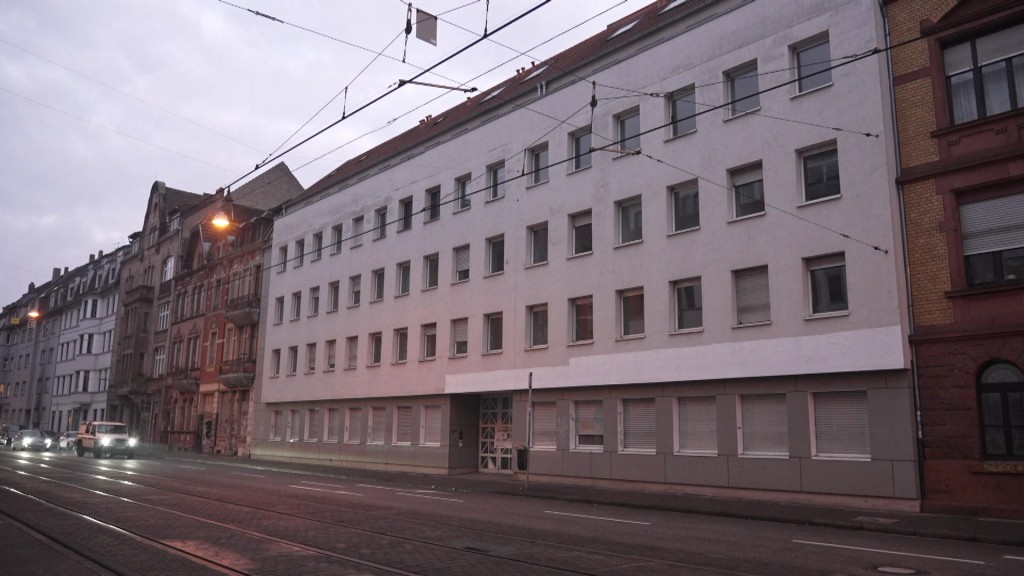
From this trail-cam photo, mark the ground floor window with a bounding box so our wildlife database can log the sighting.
[979,362,1024,459]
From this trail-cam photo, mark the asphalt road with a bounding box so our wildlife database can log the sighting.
[1,448,1021,576]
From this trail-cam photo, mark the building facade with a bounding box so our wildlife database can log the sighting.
[887,0,1024,518]
[254,0,918,507]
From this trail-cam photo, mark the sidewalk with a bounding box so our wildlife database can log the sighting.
[155,449,1024,548]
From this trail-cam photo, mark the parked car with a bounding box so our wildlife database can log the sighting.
[11,429,52,451]
[58,431,79,450]
[0,424,22,447]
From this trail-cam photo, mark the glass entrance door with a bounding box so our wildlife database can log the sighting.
[479,395,512,472]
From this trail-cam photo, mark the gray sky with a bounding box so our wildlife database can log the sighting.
[0,0,638,305]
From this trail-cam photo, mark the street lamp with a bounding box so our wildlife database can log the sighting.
[211,211,231,229]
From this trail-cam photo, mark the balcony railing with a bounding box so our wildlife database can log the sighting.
[124,284,154,304]
[112,373,150,397]
[225,295,260,326]
[168,367,200,394]
[219,357,256,389]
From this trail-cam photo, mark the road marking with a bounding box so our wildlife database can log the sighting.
[177,465,205,470]
[357,483,442,494]
[397,492,463,503]
[290,485,363,496]
[231,472,265,478]
[792,540,985,565]
[544,511,651,525]
[1005,556,1024,561]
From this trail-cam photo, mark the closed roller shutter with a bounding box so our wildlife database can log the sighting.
[622,398,656,451]
[741,394,788,456]
[813,391,869,458]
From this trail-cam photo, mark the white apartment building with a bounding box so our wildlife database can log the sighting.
[254,0,917,506]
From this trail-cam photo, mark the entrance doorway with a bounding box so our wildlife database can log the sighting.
[479,395,513,472]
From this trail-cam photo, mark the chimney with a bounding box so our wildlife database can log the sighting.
[52,268,60,281]
[89,254,95,263]
[28,282,35,292]
[64,267,69,274]
[98,250,103,258]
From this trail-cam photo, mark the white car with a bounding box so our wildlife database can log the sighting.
[58,431,78,450]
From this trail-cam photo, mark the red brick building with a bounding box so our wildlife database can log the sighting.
[888,0,1024,517]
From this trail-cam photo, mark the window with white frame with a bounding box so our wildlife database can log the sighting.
[570,296,594,343]
[154,346,167,377]
[270,349,280,377]
[570,211,593,256]
[368,332,382,366]
[394,328,408,363]
[528,303,548,348]
[794,34,831,93]
[396,261,411,296]
[276,246,287,273]
[528,222,548,266]
[486,235,504,275]
[421,323,437,360]
[669,86,696,136]
[423,253,439,289]
[351,216,364,247]
[294,239,305,267]
[425,187,441,222]
[344,407,362,443]
[394,406,413,444]
[618,287,644,337]
[484,312,503,353]
[735,266,770,325]
[304,408,320,441]
[739,394,788,456]
[453,245,470,283]
[672,278,703,331]
[368,407,386,444]
[573,400,604,450]
[620,398,656,452]
[802,145,840,202]
[374,206,388,239]
[451,318,468,357]
[398,196,414,232]
[813,390,869,459]
[529,143,549,185]
[617,196,643,244]
[807,254,848,315]
[960,192,1024,287]
[326,408,340,442]
[455,174,472,211]
[570,127,592,171]
[487,162,506,200]
[270,410,282,440]
[325,339,336,371]
[371,268,385,302]
[349,274,361,306]
[669,181,700,233]
[727,61,760,116]
[290,291,301,320]
[305,342,316,373]
[944,23,1024,125]
[157,302,170,331]
[345,336,358,369]
[162,255,176,281]
[677,396,717,454]
[331,223,343,254]
[274,296,284,323]
[328,281,340,312]
[421,405,442,445]
[312,232,323,260]
[615,108,641,153]
[531,402,556,449]
[287,346,298,375]
[308,286,320,316]
[731,163,765,218]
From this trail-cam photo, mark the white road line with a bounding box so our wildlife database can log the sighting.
[357,483,442,494]
[1005,555,1024,561]
[792,540,985,565]
[231,472,265,478]
[290,485,363,496]
[177,465,205,470]
[544,511,651,525]
[397,493,463,503]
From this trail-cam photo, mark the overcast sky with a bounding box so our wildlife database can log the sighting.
[0,0,639,306]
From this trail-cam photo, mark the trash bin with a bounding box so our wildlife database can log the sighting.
[515,444,529,471]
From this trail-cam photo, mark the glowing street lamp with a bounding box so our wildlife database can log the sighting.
[211,211,231,229]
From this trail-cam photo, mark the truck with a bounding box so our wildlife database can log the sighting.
[75,420,136,459]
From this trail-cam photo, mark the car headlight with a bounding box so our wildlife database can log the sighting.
[128,438,138,447]
[100,438,111,446]
[44,439,52,446]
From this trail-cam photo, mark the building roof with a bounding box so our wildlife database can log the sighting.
[230,162,304,212]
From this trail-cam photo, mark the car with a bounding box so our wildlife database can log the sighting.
[41,430,59,447]
[58,431,79,450]
[0,424,22,447]
[76,421,136,459]
[11,429,53,451]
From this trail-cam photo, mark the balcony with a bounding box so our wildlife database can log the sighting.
[112,374,149,398]
[169,367,200,394]
[124,284,154,304]
[225,295,260,326]
[219,357,256,389]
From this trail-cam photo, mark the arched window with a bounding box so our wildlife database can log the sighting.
[979,362,1024,459]
[161,256,175,282]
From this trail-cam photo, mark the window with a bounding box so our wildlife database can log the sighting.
[394,328,408,363]
[484,312,503,353]
[368,332,382,366]
[672,278,703,331]
[287,346,298,375]
[421,323,437,360]
[813,390,869,459]
[270,410,282,440]
[486,235,504,275]
[740,394,788,456]
[487,163,506,200]
[423,253,439,289]
[325,339,336,370]
[735,266,770,325]
[328,281,340,312]
[453,245,470,282]
[731,164,765,218]
[394,406,413,444]
[669,86,696,136]
[570,296,594,343]
[277,246,287,272]
[615,108,640,153]
[425,187,441,222]
[421,405,442,445]
[532,402,556,448]
[524,222,548,267]
[573,400,604,450]
[312,232,323,260]
[795,35,831,93]
[368,407,386,444]
[398,197,413,231]
[345,336,358,369]
[371,268,385,302]
[727,61,760,116]
[979,362,1024,458]
[326,408,341,442]
[669,181,700,232]
[274,296,284,323]
[960,193,1024,287]
[619,288,644,337]
[374,206,388,239]
[803,145,840,202]
[617,197,643,244]
[451,318,468,357]
[306,343,316,373]
[290,291,301,320]
[620,398,656,452]
[349,275,361,306]
[944,23,1024,125]
[677,396,717,454]
[395,261,411,296]
[571,127,592,171]
[807,254,848,315]
[162,256,175,281]
[529,143,549,185]
[351,216,364,247]
[157,303,170,331]
[154,346,167,377]
[295,239,305,267]
[331,223,344,254]
[345,407,362,443]
[528,304,548,348]
[455,174,472,211]
[570,211,593,256]
[308,286,320,316]
[207,331,218,367]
